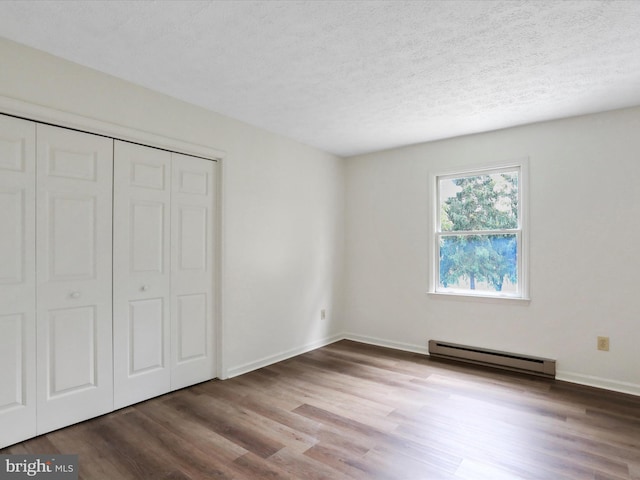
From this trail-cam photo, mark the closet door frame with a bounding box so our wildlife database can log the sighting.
[0,97,225,376]
[0,97,225,384]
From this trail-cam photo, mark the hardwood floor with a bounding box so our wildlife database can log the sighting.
[3,340,640,479]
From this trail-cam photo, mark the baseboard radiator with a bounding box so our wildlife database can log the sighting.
[428,340,556,378]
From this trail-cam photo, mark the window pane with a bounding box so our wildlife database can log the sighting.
[439,234,518,294]
[439,171,518,232]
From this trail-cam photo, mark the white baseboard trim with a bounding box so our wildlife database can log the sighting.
[221,333,427,380]
[223,333,345,379]
[222,333,639,399]
[556,371,640,397]
[342,332,429,355]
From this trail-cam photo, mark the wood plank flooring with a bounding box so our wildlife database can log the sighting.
[3,340,640,479]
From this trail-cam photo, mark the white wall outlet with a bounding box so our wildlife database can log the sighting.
[597,336,610,351]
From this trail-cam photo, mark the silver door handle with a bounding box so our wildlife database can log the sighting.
[70,291,81,299]
[141,285,149,292]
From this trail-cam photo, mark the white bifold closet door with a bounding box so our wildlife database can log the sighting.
[170,153,216,390]
[35,124,114,434]
[113,141,172,409]
[0,115,216,447]
[113,144,216,406]
[0,115,37,447]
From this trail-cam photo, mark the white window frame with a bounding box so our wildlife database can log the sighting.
[428,158,529,301]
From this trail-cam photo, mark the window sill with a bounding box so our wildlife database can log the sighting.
[427,291,531,305]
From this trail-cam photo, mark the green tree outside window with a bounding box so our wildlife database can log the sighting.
[438,170,519,293]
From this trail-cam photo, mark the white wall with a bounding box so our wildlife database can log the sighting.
[0,38,345,378]
[4,36,639,397]
[345,106,640,395]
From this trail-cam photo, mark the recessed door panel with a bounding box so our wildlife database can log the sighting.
[178,206,207,270]
[47,148,97,181]
[176,294,207,362]
[48,307,96,396]
[131,161,165,190]
[0,114,36,449]
[178,170,208,195]
[48,194,96,281]
[0,314,25,411]
[36,124,113,435]
[129,298,164,374]
[131,201,164,273]
[171,153,216,390]
[113,141,171,409]
[0,189,24,284]
[0,136,25,172]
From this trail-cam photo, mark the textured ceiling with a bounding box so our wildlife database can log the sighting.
[1,0,640,157]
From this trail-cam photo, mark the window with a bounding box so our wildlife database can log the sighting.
[431,161,528,299]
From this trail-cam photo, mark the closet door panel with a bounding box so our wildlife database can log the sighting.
[48,306,97,394]
[176,293,207,361]
[171,153,216,390]
[0,190,26,283]
[0,115,36,449]
[36,124,113,434]
[0,315,26,405]
[129,298,164,372]
[131,201,165,272]
[48,193,96,279]
[113,141,171,409]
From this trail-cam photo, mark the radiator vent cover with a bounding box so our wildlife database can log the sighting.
[428,340,556,378]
